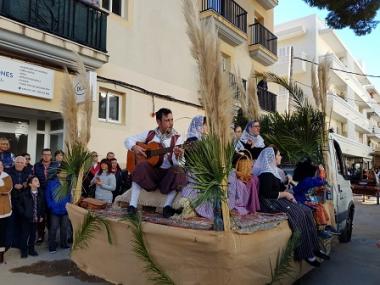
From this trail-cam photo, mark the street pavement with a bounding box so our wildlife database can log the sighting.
[1,195,379,285]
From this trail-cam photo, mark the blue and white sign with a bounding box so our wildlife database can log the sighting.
[0,56,54,99]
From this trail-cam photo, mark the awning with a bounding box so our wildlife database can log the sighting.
[331,133,373,159]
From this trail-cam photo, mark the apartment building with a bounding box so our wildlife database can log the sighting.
[271,14,380,169]
[0,0,278,165]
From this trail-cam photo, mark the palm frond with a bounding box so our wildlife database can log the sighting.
[267,231,301,285]
[256,72,307,110]
[183,135,234,209]
[62,66,78,147]
[311,58,320,109]
[121,214,175,285]
[72,212,112,251]
[247,66,260,120]
[53,141,92,202]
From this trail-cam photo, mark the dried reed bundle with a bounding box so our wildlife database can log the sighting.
[74,53,93,146]
[184,0,234,231]
[183,0,233,147]
[311,59,320,109]
[236,65,260,120]
[62,66,78,147]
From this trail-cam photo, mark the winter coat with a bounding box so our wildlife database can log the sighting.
[45,177,70,216]
[33,161,59,190]
[17,189,45,223]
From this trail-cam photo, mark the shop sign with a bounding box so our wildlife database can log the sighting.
[74,71,97,103]
[0,56,54,99]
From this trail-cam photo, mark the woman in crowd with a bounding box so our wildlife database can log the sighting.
[54,150,64,168]
[240,120,265,159]
[253,146,329,267]
[233,125,244,152]
[18,176,45,258]
[0,161,12,263]
[110,158,123,201]
[82,151,100,198]
[91,159,116,203]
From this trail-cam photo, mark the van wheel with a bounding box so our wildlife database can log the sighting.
[339,207,354,243]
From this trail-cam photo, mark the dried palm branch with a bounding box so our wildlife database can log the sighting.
[235,67,249,117]
[184,0,234,231]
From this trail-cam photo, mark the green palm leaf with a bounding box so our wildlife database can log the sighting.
[121,214,175,285]
[72,213,112,251]
[183,135,235,209]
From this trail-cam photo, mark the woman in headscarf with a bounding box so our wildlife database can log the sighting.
[186,115,207,142]
[181,116,260,219]
[240,120,265,159]
[253,146,329,267]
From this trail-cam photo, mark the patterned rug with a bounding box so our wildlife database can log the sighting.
[87,206,287,233]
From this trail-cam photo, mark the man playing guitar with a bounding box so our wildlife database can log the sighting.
[124,108,186,217]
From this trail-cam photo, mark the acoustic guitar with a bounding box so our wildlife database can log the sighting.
[126,141,189,173]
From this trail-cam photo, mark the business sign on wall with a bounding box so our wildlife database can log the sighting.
[0,56,54,100]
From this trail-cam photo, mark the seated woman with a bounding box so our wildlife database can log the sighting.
[253,146,329,267]
[181,116,260,219]
[239,120,265,159]
[292,158,326,204]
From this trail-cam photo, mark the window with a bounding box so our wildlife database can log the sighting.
[101,0,127,18]
[221,53,231,72]
[98,92,121,123]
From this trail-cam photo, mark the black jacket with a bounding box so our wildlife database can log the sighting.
[258,172,286,200]
[17,189,45,223]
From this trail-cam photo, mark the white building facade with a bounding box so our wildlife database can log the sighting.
[271,14,380,168]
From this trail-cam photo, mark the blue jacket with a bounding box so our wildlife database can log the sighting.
[45,177,71,216]
[33,161,59,191]
[0,151,15,170]
[293,177,326,204]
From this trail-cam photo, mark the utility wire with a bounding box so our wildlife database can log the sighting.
[294,80,380,105]
[293,57,380,79]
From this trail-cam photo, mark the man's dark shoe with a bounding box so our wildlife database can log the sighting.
[305,258,321,267]
[163,206,175,218]
[314,250,330,260]
[28,248,38,256]
[21,251,28,258]
[127,205,137,216]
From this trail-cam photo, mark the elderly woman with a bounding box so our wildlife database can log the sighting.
[0,161,13,263]
[253,146,329,267]
[240,120,265,159]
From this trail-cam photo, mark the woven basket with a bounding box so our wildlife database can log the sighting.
[235,152,253,183]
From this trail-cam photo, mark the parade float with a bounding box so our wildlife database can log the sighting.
[63,1,342,284]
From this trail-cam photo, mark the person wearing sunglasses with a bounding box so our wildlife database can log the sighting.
[240,120,265,159]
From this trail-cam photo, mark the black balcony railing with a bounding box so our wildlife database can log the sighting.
[0,0,107,52]
[257,88,277,112]
[229,72,247,99]
[201,0,248,33]
[249,22,277,56]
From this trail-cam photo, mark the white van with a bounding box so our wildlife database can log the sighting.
[329,132,355,242]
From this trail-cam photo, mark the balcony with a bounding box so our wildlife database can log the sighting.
[200,0,248,46]
[256,0,279,10]
[0,0,108,68]
[257,88,276,112]
[249,22,278,66]
[327,94,371,133]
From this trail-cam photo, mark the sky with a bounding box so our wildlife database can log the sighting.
[275,0,380,90]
